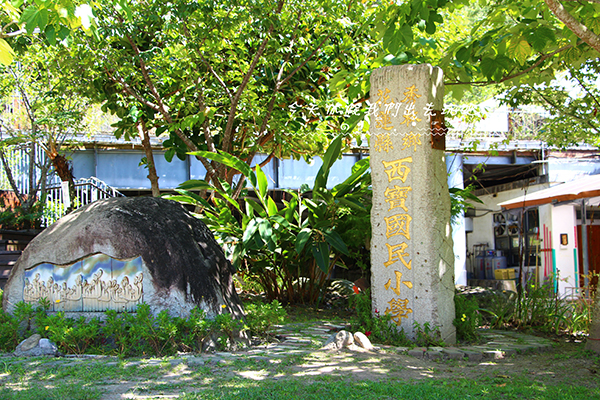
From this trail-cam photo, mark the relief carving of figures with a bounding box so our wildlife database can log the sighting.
[22,255,144,312]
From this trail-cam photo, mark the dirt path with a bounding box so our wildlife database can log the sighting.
[1,324,598,399]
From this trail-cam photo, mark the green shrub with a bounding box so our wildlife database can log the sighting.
[166,136,371,305]
[0,308,20,352]
[245,300,287,338]
[349,289,411,347]
[413,321,445,347]
[176,307,211,352]
[469,282,593,337]
[102,304,181,357]
[453,294,481,343]
[0,299,51,352]
[213,312,244,350]
[37,313,102,354]
[0,302,251,357]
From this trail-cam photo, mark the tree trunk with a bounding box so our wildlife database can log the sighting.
[137,119,160,197]
[49,153,76,214]
[0,147,27,207]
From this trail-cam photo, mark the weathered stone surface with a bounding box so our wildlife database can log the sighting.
[461,349,484,362]
[336,330,354,347]
[18,333,41,351]
[321,330,354,350]
[483,350,505,360]
[426,350,442,360]
[353,332,374,351]
[3,197,244,321]
[14,335,58,357]
[442,347,466,360]
[407,347,427,358]
[369,64,455,344]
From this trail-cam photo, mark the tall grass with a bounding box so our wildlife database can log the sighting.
[477,282,592,336]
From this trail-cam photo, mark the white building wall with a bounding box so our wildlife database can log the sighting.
[467,185,549,255]
[447,154,467,285]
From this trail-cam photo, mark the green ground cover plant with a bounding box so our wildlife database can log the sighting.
[176,377,598,400]
[244,300,287,339]
[0,299,286,357]
[2,356,598,400]
[453,294,481,343]
[349,289,412,347]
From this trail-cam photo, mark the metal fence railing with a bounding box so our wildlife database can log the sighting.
[42,177,124,227]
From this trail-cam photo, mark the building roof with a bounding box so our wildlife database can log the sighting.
[498,174,600,209]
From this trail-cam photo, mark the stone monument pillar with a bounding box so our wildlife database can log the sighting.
[369,64,455,343]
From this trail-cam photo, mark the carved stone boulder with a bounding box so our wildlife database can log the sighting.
[2,197,243,320]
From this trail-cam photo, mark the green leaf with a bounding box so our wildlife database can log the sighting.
[177,179,213,191]
[480,57,497,80]
[0,39,15,66]
[165,148,175,162]
[508,37,532,65]
[311,241,330,273]
[313,135,342,196]
[283,192,299,223]
[295,228,312,254]
[188,150,257,189]
[399,23,413,47]
[245,198,267,218]
[21,6,48,34]
[267,196,278,217]
[332,157,370,198]
[177,179,241,211]
[258,219,273,244]
[173,189,212,207]
[324,230,349,256]
[303,198,325,220]
[256,164,268,201]
[242,218,261,246]
[336,197,367,211]
[455,46,470,65]
[270,214,290,229]
[44,25,56,46]
[383,23,401,54]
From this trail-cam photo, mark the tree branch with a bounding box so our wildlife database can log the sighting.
[567,63,600,111]
[221,0,286,155]
[180,22,233,103]
[111,11,221,183]
[278,33,332,88]
[561,0,600,3]
[545,0,600,53]
[137,118,160,197]
[0,147,26,205]
[104,68,161,111]
[532,86,600,134]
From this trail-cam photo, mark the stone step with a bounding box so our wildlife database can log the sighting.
[0,239,30,251]
[0,250,21,262]
[0,229,40,242]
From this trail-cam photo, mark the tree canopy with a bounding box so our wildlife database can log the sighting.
[368,0,600,146]
[53,0,383,196]
[2,0,599,172]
